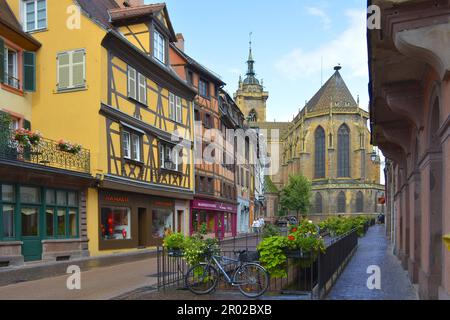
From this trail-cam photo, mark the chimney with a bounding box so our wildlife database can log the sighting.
[175,33,185,52]
[115,0,144,8]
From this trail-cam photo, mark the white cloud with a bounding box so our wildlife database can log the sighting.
[275,9,367,81]
[306,7,331,30]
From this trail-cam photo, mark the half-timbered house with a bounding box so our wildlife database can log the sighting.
[6,0,196,256]
[170,39,238,238]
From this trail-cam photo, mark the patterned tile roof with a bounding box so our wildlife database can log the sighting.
[305,68,358,113]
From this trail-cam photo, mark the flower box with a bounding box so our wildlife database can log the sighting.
[14,129,41,147]
[58,140,82,155]
[284,249,311,259]
[168,249,184,258]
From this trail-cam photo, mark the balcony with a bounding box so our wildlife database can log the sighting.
[0,127,90,174]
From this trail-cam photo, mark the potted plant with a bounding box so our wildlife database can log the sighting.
[163,233,186,257]
[183,235,219,266]
[257,236,289,278]
[58,140,82,155]
[284,222,325,267]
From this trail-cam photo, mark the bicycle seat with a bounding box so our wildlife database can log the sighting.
[234,250,247,255]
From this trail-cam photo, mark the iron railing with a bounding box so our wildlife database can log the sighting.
[317,229,358,298]
[156,230,362,299]
[0,126,90,174]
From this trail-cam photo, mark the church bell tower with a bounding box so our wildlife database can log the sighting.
[234,37,269,124]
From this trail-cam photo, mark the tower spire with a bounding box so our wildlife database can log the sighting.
[247,32,255,77]
[243,32,259,85]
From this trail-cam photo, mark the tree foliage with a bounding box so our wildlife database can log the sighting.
[279,175,312,218]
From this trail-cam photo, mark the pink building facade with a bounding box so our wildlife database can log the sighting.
[368,0,450,300]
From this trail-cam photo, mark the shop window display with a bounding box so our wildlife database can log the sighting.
[101,207,131,240]
[152,208,174,238]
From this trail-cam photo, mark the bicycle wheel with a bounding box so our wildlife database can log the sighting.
[233,263,269,298]
[185,263,219,295]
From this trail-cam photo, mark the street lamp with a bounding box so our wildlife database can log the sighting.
[444,234,450,252]
[370,150,379,163]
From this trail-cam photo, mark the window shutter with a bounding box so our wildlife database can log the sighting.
[138,73,146,104]
[57,52,70,90]
[169,93,175,120]
[23,52,36,92]
[159,144,164,168]
[23,119,31,130]
[0,38,5,83]
[176,96,182,123]
[128,67,136,99]
[72,50,85,88]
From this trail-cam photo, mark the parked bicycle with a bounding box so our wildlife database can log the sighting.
[185,244,269,298]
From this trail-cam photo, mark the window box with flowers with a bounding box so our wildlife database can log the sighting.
[58,140,82,155]
[14,128,42,148]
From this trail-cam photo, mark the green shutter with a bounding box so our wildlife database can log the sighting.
[0,38,4,83]
[23,52,36,92]
[23,119,31,130]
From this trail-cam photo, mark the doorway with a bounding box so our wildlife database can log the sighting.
[177,210,183,233]
[21,206,42,262]
[138,208,147,248]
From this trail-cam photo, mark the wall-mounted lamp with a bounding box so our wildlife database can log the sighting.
[444,234,450,252]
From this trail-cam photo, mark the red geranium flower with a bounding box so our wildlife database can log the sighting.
[291,228,298,233]
[288,235,295,241]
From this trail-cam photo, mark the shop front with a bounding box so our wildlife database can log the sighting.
[190,199,237,239]
[0,182,89,265]
[97,190,187,253]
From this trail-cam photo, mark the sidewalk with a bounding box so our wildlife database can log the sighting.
[326,225,418,300]
[0,256,158,300]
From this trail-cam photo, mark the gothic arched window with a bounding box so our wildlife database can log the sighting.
[315,126,326,179]
[315,193,323,214]
[248,109,258,123]
[337,191,346,213]
[356,191,364,213]
[338,124,350,177]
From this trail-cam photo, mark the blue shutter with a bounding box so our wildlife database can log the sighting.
[23,52,36,92]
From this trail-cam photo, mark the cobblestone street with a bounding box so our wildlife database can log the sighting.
[327,225,418,300]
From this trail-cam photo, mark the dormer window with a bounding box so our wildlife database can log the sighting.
[153,29,165,64]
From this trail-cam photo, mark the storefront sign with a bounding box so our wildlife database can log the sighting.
[105,195,129,203]
[154,201,173,208]
[192,199,237,213]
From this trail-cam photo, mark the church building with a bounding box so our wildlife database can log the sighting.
[234,45,384,218]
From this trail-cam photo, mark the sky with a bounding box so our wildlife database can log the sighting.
[147,0,370,122]
[145,0,385,184]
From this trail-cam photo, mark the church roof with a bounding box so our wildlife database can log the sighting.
[305,67,357,113]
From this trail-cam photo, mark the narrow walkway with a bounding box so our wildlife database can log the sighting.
[327,225,418,300]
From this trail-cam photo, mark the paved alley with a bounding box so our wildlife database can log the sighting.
[327,225,418,300]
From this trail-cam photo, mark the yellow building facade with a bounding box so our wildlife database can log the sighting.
[6,0,195,258]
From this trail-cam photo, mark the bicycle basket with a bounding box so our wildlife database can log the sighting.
[239,251,260,263]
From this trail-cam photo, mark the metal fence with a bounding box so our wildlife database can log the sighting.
[157,228,364,299]
[317,229,358,298]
